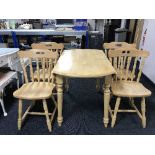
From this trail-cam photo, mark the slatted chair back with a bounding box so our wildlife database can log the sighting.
[32,42,64,57]
[108,49,149,82]
[18,49,58,83]
[103,42,136,56]
[32,43,60,66]
[51,43,64,56]
[38,42,64,55]
[31,43,53,50]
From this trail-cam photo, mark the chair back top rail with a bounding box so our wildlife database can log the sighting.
[31,42,64,55]
[18,49,58,59]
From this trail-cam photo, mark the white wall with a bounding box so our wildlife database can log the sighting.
[139,19,155,84]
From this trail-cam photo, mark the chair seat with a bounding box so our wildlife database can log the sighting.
[112,81,151,97]
[13,82,55,100]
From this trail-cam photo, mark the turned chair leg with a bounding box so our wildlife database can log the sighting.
[18,99,22,130]
[141,97,146,128]
[111,97,121,128]
[43,99,52,132]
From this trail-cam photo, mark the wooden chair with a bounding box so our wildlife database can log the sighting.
[36,42,69,91]
[96,43,136,92]
[13,49,57,132]
[31,43,62,82]
[104,42,137,80]
[108,49,152,128]
[39,42,64,56]
[103,42,136,56]
[94,42,137,92]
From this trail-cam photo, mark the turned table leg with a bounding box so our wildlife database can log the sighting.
[56,75,63,127]
[103,75,111,127]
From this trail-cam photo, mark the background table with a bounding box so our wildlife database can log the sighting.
[53,49,116,127]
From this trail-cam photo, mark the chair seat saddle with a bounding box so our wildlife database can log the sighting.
[13,82,55,100]
[112,81,152,97]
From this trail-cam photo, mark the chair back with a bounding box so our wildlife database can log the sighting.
[108,49,149,82]
[103,42,136,56]
[18,49,58,83]
[32,42,64,57]
[50,43,64,56]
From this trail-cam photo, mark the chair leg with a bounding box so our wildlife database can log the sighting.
[65,78,69,92]
[51,95,57,108]
[43,99,52,132]
[18,99,22,130]
[111,97,121,128]
[141,97,146,128]
[129,97,135,108]
[96,78,100,92]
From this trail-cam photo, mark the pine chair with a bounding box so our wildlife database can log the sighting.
[103,42,136,56]
[31,43,63,82]
[13,49,57,132]
[95,42,137,92]
[37,42,69,91]
[39,42,64,56]
[104,42,138,81]
[108,49,151,128]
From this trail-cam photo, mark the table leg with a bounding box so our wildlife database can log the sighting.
[56,75,63,127]
[103,75,111,127]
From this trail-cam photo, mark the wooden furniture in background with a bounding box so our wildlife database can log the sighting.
[103,42,136,56]
[40,42,64,56]
[96,42,137,92]
[0,48,29,84]
[52,49,116,127]
[108,49,151,128]
[31,43,63,82]
[103,42,137,81]
[0,70,18,116]
[37,42,69,91]
[13,49,57,132]
[0,48,27,116]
